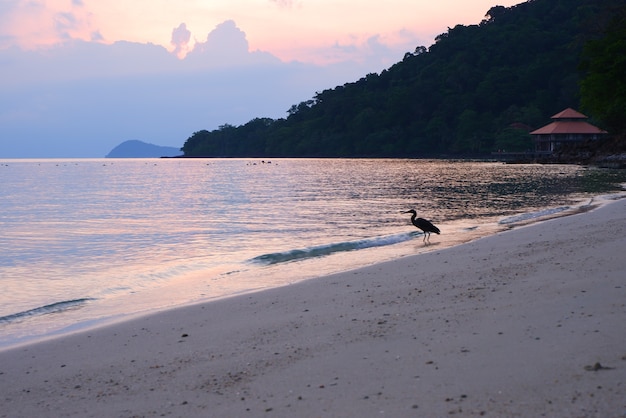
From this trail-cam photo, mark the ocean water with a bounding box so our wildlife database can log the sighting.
[1,158,625,348]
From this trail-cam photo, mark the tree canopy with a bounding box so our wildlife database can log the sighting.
[182,0,624,158]
[579,3,626,135]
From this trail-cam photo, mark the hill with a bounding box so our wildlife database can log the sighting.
[181,0,624,158]
[105,140,181,158]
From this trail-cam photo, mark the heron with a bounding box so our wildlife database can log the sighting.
[403,209,440,242]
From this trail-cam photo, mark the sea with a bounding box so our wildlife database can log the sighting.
[1,158,625,349]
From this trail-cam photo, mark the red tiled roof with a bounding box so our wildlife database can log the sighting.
[550,108,587,119]
[530,121,607,135]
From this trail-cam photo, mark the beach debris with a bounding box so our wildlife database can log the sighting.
[584,362,614,371]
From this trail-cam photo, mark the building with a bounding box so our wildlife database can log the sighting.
[530,108,607,154]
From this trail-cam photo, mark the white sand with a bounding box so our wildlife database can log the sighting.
[1,199,625,417]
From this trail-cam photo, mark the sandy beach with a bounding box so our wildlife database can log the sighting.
[1,199,625,417]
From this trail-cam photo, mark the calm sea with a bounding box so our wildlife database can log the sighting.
[1,158,625,348]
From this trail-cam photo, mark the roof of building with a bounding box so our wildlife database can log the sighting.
[550,107,588,119]
[530,121,607,135]
[530,107,607,135]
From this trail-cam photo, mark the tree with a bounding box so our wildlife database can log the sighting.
[580,7,626,134]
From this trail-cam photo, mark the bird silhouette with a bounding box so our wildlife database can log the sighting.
[403,209,440,242]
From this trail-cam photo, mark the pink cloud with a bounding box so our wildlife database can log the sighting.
[184,20,274,67]
[0,0,101,49]
[193,20,249,55]
[170,23,191,58]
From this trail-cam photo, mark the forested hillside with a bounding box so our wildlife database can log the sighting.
[181,0,624,158]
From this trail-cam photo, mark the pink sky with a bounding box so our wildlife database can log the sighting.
[2,0,522,64]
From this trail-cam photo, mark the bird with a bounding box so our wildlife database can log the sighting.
[403,209,440,242]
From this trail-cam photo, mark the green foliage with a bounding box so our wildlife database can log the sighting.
[493,127,533,152]
[580,3,626,135]
[182,0,622,158]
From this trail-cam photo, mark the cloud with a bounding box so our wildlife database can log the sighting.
[191,20,248,56]
[170,23,191,58]
[54,1,98,43]
[2,20,283,88]
[0,2,96,52]
[312,30,422,73]
[0,0,100,48]
[0,19,369,158]
[0,17,416,158]
[184,20,280,68]
[54,11,79,40]
[91,30,103,42]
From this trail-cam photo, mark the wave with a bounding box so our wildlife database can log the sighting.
[0,298,95,324]
[249,232,420,265]
[498,206,571,225]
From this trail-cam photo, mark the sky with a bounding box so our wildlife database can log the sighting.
[0,0,522,158]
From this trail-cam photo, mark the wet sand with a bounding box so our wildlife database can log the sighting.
[1,199,625,417]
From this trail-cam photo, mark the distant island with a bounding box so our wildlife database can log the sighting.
[105,140,181,158]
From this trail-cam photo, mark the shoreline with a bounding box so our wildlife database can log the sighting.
[0,193,615,350]
[1,199,625,416]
